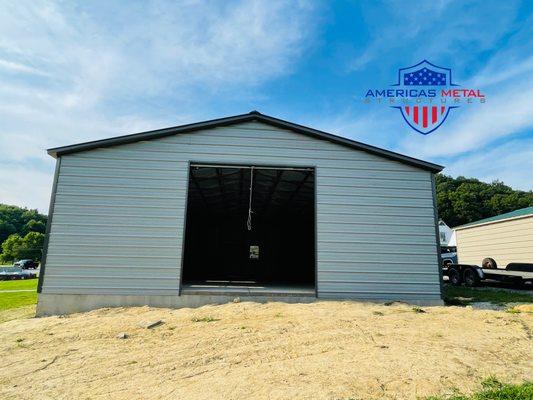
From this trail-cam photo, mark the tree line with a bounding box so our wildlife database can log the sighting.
[436,175,533,227]
[0,204,47,263]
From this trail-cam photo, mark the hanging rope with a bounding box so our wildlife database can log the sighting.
[247,166,254,231]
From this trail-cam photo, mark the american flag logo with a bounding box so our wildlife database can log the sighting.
[403,105,451,132]
[403,68,446,86]
[392,60,458,135]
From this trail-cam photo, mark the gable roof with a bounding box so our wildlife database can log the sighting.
[47,111,444,172]
[455,206,533,230]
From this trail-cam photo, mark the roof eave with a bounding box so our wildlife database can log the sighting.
[454,213,533,230]
[47,112,258,158]
[253,114,443,173]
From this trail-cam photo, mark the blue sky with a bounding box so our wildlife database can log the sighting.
[1,0,532,212]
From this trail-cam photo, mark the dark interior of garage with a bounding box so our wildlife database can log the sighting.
[182,165,315,289]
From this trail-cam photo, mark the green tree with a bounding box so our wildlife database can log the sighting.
[0,232,45,263]
[19,232,45,261]
[1,234,24,263]
[24,219,46,234]
[0,204,47,259]
[436,174,533,227]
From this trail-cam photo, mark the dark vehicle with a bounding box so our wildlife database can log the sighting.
[13,259,39,269]
[441,246,457,267]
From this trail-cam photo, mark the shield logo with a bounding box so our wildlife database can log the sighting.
[391,60,458,135]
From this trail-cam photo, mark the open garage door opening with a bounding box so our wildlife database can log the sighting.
[181,164,316,295]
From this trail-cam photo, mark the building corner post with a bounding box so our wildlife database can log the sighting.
[431,173,444,300]
[37,157,61,293]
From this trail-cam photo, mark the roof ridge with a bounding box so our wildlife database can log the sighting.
[46,112,444,173]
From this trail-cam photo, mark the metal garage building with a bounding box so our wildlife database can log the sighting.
[37,112,444,315]
[455,206,533,268]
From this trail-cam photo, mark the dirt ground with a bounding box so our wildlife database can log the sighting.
[0,301,531,400]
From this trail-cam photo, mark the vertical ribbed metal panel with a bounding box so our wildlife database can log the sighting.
[43,121,441,300]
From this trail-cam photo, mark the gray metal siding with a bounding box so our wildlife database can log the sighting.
[43,121,440,300]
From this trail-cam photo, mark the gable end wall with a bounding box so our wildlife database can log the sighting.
[41,121,441,301]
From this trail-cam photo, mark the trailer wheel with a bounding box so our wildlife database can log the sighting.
[482,257,497,269]
[448,267,462,286]
[463,268,480,287]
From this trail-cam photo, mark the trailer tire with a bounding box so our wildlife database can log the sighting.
[448,267,462,286]
[463,267,480,287]
[482,257,497,269]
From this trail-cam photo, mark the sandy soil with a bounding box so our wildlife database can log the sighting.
[0,305,35,324]
[0,301,531,400]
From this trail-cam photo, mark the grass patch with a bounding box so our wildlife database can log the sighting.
[0,278,38,291]
[424,377,533,399]
[0,291,38,311]
[191,316,219,323]
[412,306,426,313]
[443,285,533,305]
[0,279,38,312]
[505,308,521,314]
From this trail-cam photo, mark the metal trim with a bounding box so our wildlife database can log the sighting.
[178,161,191,296]
[47,111,444,173]
[431,174,444,299]
[190,163,313,171]
[314,166,319,298]
[37,157,61,293]
[454,213,533,230]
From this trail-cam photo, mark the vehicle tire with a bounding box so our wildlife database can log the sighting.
[482,257,497,269]
[448,267,462,286]
[463,267,480,287]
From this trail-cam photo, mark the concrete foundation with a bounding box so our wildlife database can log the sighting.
[36,291,443,316]
[35,293,316,316]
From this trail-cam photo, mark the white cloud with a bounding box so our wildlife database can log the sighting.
[349,0,518,71]
[399,73,533,158]
[0,0,320,212]
[303,106,403,151]
[0,59,49,76]
[322,1,533,191]
[444,139,533,191]
[0,163,55,212]
[401,52,533,157]
[471,55,533,87]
